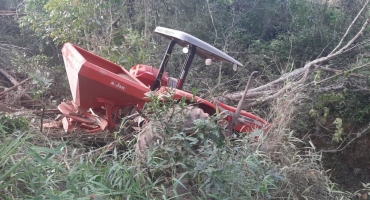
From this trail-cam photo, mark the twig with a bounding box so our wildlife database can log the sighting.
[245,65,315,107]
[63,146,71,171]
[72,139,120,161]
[0,77,32,97]
[232,71,259,130]
[0,11,26,17]
[206,0,218,43]
[317,85,344,93]
[319,124,370,153]
[40,104,45,133]
[33,109,60,114]
[314,62,370,85]
[330,17,370,56]
[320,66,366,78]
[0,103,17,112]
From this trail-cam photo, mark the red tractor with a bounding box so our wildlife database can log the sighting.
[57,27,269,134]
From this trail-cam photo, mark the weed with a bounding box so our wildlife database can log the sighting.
[0,113,29,133]
[0,87,357,199]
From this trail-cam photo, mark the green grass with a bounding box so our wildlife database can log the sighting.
[0,96,361,199]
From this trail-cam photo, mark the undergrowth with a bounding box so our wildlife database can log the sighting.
[0,92,362,199]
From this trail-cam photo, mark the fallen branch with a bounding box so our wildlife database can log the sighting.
[0,103,17,113]
[0,68,33,100]
[312,62,370,86]
[320,66,366,78]
[317,85,345,93]
[0,10,26,17]
[0,68,19,87]
[220,1,370,107]
[0,77,32,97]
[245,64,316,107]
[19,99,43,105]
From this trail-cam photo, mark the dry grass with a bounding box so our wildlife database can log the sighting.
[258,87,352,199]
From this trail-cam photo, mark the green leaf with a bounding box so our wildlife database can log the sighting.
[30,143,65,154]
[28,147,47,165]
[0,155,30,183]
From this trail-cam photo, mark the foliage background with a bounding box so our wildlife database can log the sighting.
[1,0,370,199]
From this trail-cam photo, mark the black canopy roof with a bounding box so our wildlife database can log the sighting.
[155,27,243,66]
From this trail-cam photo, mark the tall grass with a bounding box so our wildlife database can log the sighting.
[0,135,157,199]
[0,93,360,199]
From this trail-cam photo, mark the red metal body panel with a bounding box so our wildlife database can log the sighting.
[61,43,151,109]
[215,101,269,132]
[129,64,169,88]
[157,86,269,132]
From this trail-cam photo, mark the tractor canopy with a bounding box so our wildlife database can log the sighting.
[154,27,243,66]
[152,27,243,91]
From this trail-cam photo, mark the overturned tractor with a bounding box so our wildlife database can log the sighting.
[53,27,269,135]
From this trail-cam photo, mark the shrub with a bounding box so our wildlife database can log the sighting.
[136,92,281,199]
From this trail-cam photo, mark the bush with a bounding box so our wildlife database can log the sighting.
[135,92,281,199]
[0,89,357,199]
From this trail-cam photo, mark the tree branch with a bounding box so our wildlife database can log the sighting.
[206,0,218,43]
[320,66,366,78]
[329,0,369,54]
[0,77,32,97]
[220,2,370,107]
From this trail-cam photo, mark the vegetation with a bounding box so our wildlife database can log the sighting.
[0,94,349,199]
[1,0,370,199]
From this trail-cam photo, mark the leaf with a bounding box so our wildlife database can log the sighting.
[0,123,6,133]
[30,143,65,154]
[173,176,188,191]
[28,148,47,165]
[185,136,199,144]
[29,144,65,163]
[0,133,28,165]
[0,155,30,183]
[89,180,111,191]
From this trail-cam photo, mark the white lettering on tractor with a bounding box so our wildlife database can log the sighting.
[111,81,125,90]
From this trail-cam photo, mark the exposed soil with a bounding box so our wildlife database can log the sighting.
[311,121,370,192]
[323,135,370,192]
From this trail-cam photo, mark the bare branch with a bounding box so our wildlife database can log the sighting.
[317,85,345,93]
[319,123,370,153]
[245,64,313,107]
[320,66,366,78]
[331,17,370,56]
[0,10,25,17]
[0,68,19,88]
[0,77,32,97]
[329,0,369,54]
[206,0,218,43]
[220,1,370,107]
